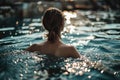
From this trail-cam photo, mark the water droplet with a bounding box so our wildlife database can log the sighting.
[114,72,117,75]
[83,62,87,67]
[16,21,19,25]
[16,59,19,62]
[63,72,68,75]
[34,71,37,74]
[20,59,22,62]
[68,68,75,73]
[88,75,92,79]
[11,36,13,38]
[3,31,5,34]
[84,68,88,72]
[101,70,104,73]
[15,32,18,35]
[61,67,65,70]
[27,56,30,59]
[13,60,17,64]
[79,71,83,76]
[87,69,91,72]
[25,70,27,73]
[20,74,23,77]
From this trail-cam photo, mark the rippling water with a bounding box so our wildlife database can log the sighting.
[0,15,120,80]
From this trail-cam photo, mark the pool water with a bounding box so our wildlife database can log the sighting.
[0,11,120,80]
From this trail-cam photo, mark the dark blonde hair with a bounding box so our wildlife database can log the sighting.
[42,8,64,42]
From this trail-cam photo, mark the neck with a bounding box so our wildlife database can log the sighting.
[47,37,62,43]
[47,31,61,43]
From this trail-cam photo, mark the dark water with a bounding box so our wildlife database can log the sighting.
[0,11,120,80]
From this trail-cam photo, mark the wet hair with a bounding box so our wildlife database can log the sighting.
[42,7,64,43]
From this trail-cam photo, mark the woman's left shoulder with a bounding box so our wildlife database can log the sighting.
[26,44,39,52]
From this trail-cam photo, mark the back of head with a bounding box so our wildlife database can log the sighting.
[42,7,64,43]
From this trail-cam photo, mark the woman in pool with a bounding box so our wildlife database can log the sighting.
[26,8,80,58]
[26,8,111,74]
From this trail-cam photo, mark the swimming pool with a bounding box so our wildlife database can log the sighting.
[0,11,120,80]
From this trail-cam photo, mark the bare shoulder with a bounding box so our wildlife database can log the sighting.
[67,45,80,58]
[58,44,80,58]
[26,44,40,52]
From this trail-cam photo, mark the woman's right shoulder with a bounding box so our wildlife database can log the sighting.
[61,45,80,58]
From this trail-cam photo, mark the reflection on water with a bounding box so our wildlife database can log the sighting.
[0,10,120,80]
[0,50,119,80]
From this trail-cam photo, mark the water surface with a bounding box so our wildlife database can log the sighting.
[0,11,120,80]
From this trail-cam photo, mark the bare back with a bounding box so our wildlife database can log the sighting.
[26,41,80,58]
